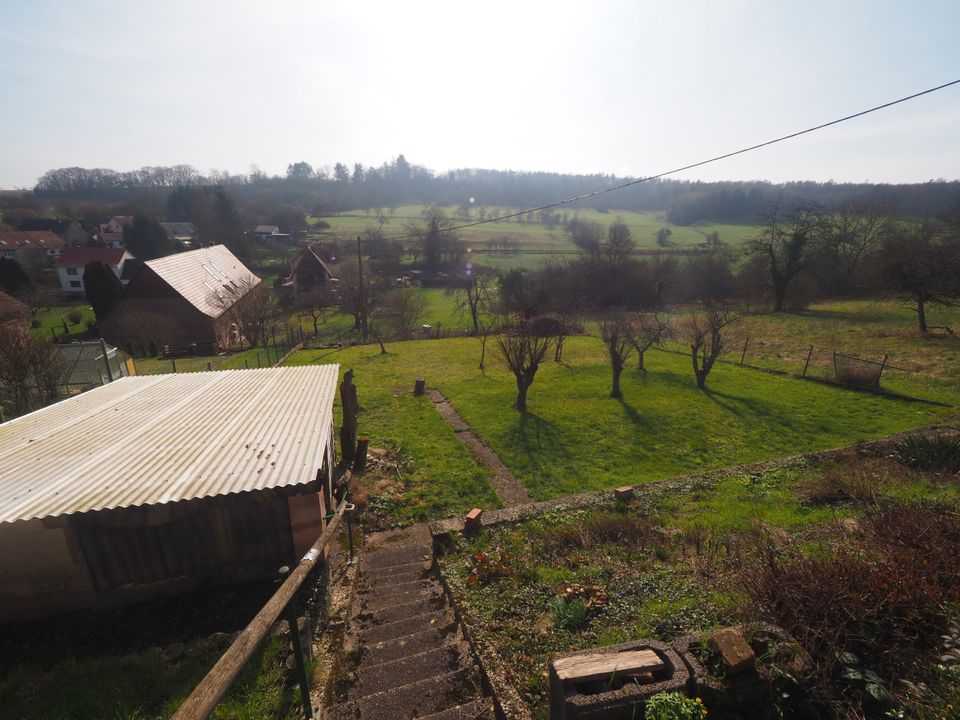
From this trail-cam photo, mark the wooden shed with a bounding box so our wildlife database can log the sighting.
[0,365,341,621]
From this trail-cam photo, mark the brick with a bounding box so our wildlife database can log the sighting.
[711,628,755,675]
[464,508,483,530]
[614,486,634,500]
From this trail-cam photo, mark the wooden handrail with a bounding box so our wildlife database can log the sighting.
[171,496,349,720]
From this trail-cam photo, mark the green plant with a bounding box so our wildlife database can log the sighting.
[66,309,83,325]
[467,547,514,585]
[644,691,707,720]
[549,595,588,630]
[838,652,895,708]
[893,435,960,474]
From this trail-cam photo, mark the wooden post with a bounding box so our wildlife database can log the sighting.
[100,338,114,383]
[256,352,261,369]
[414,378,426,396]
[833,351,838,378]
[172,358,177,373]
[877,354,888,387]
[739,337,749,366]
[244,358,249,369]
[357,236,368,342]
[802,345,814,377]
[207,362,213,371]
[352,436,369,475]
[339,370,358,465]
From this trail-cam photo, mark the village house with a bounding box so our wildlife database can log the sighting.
[18,217,89,246]
[102,244,259,353]
[0,365,340,621]
[276,243,335,301]
[252,225,291,243]
[97,216,133,248]
[55,247,134,297]
[0,230,65,272]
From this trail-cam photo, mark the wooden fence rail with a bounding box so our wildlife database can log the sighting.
[171,495,349,720]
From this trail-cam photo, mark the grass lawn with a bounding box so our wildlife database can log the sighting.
[134,347,277,375]
[30,303,96,342]
[285,331,952,505]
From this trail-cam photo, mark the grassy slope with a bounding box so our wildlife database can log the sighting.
[285,333,951,503]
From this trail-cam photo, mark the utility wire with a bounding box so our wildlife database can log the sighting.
[370,78,960,243]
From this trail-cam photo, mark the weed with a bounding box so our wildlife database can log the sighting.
[893,434,960,474]
[548,596,588,631]
[644,691,707,720]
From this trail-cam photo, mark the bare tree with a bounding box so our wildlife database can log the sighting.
[212,280,276,348]
[630,313,672,372]
[747,198,823,312]
[496,319,555,412]
[600,315,635,398]
[676,304,744,389]
[0,321,67,417]
[816,197,893,292]
[448,267,497,336]
[105,308,184,357]
[298,284,334,337]
[374,288,426,341]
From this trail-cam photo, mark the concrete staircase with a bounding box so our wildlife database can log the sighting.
[329,525,493,720]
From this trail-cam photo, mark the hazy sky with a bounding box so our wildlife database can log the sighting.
[2,0,959,189]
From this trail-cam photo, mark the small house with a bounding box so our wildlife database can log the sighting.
[0,364,341,621]
[97,216,133,248]
[276,243,335,301]
[159,222,199,248]
[55,247,133,297]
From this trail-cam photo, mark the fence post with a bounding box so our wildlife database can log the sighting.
[832,351,838,378]
[207,362,212,371]
[278,567,314,720]
[740,337,749,366]
[877,354,889,387]
[100,338,114,383]
[172,358,177,373]
[802,345,814,377]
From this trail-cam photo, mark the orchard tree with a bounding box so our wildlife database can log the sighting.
[600,315,635,398]
[496,319,554,412]
[676,304,744,389]
[630,313,672,372]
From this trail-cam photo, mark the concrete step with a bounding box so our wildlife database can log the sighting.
[357,592,446,627]
[359,576,431,598]
[364,560,430,584]
[358,584,442,613]
[416,698,496,720]
[329,669,480,720]
[363,544,433,570]
[363,626,459,668]
[350,643,472,699]
[361,609,454,645]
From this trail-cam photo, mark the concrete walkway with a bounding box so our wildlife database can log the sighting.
[426,389,533,506]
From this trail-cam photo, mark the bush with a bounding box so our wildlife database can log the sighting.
[893,434,960,474]
[66,309,83,325]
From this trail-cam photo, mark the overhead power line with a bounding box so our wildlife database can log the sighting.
[375,78,960,243]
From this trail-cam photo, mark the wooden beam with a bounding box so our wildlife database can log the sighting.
[553,649,664,683]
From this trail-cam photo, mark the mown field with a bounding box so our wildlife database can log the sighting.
[307,205,759,271]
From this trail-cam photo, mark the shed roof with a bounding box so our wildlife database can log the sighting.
[145,244,259,318]
[0,364,340,524]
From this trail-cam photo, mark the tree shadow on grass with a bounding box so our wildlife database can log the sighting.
[509,410,572,462]
[701,387,798,430]
[616,396,656,432]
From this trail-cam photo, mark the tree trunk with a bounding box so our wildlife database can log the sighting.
[772,282,787,313]
[555,336,565,362]
[917,296,928,333]
[637,350,645,372]
[351,313,361,330]
[375,334,387,354]
[478,334,487,370]
[611,366,623,398]
[515,379,528,412]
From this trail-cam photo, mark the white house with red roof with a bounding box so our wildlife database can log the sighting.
[97,216,133,248]
[55,247,135,297]
[0,231,65,271]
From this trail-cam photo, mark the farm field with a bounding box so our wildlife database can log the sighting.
[286,325,953,507]
[440,440,960,718]
[307,205,759,270]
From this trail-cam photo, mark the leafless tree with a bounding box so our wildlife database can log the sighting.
[630,313,672,372]
[448,267,497,336]
[298,284,335,337]
[212,280,276,348]
[747,198,824,312]
[816,197,893,292]
[496,319,555,412]
[0,321,67,417]
[373,288,426,341]
[104,308,183,357]
[676,304,745,389]
[600,315,635,398]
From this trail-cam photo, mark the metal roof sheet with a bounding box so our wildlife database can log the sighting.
[0,365,339,524]
[145,245,260,318]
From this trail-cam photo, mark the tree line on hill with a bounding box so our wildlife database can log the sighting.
[25,156,960,226]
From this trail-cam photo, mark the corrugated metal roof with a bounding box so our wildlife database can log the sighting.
[0,365,339,525]
[145,245,260,318]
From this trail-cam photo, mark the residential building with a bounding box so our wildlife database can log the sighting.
[55,247,133,297]
[0,230,65,271]
[253,225,291,243]
[97,216,133,248]
[18,218,89,246]
[276,243,335,301]
[159,221,199,247]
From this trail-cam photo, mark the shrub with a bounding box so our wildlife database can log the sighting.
[66,309,83,325]
[644,692,707,720]
[893,434,960,474]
